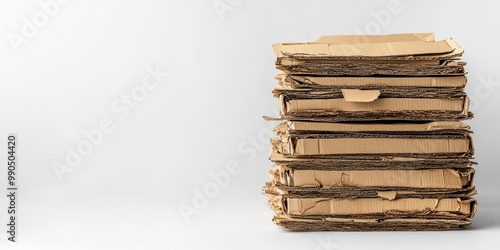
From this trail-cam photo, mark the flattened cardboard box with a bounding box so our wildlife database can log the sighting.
[277,94,472,121]
[273,35,463,60]
[271,216,473,231]
[274,88,466,100]
[273,33,465,76]
[267,189,476,231]
[284,197,475,218]
[278,61,465,76]
[275,168,474,189]
[277,75,467,89]
[265,182,476,200]
[269,150,475,170]
[274,134,473,157]
[265,168,476,199]
[277,120,470,134]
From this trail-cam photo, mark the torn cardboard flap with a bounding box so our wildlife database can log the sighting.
[341,89,381,102]
[377,191,398,200]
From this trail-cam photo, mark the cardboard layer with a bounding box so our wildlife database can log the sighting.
[274,89,466,101]
[283,121,470,133]
[286,137,471,156]
[272,216,472,231]
[285,197,473,216]
[277,168,473,189]
[278,95,472,121]
[269,151,475,170]
[273,36,463,60]
[278,61,465,76]
[265,182,477,200]
[278,58,442,66]
[278,75,467,89]
[282,97,468,113]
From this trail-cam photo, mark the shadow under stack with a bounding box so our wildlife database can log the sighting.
[264,33,477,231]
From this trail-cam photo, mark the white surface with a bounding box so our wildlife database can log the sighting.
[0,0,499,249]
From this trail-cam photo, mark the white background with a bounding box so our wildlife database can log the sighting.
[0,0,499,249]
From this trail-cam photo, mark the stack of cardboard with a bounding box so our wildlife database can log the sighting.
[264,33,477,231]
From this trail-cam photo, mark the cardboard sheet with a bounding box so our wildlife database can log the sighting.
[277,168,473,189]
[285,197,473,216]
[277,75,467,89]
[283,121,470,133]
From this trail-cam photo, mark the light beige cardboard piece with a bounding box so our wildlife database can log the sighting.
[289,137,471,156]
[341,89,381,102]
[277,168,473,189]
[286,197,473,216]
[273,35,464,60]
[282,97,469,113]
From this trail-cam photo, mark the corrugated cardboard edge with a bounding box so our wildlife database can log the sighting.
[278,74,468,89]
[283,121,471,133]
[272,216,472,231]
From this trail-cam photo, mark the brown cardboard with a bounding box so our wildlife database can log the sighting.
[278,94,472,121]
[265,33,477,232]
[278,61,465,76]
[272,216,472,231]
[265,180,477,200]
[269,150,475,170]
[282,97,468,112]
[277,75,467,89]
[284,121,470,133]
[273,36,463,60]
[284,136,472,156]
[276,168,473,189]
[341,89,381,102]
[285,197,474,217]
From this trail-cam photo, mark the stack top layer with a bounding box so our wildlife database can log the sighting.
[273,33,463,60]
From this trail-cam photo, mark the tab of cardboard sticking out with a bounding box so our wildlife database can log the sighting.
[378,191,398,200]
[341,89,381,102]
